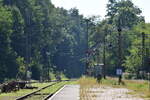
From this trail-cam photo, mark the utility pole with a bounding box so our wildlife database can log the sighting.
[117,28,123,85]
[25,8,31,81]
[103,33,106,79]
[85,19,89,75]
[142,32,145,71]
[149,36,150,91]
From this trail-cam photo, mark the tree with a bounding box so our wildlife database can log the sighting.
[106,0,144,28]
[123,23,150,77]
[0,6,18,82]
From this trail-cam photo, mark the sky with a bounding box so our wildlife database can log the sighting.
[51,0,150,23]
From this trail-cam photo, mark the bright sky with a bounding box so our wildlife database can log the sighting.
[51,0,150,23]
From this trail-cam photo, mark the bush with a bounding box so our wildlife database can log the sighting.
[123,73,137,79]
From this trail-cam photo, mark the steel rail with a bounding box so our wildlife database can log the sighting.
[15,79,72,100]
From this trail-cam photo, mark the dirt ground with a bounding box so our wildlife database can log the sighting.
[81,86,148,100]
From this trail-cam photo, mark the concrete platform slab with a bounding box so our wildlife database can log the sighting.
[48,85,80,100]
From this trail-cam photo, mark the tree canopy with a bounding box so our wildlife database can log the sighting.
[0,0,149,82]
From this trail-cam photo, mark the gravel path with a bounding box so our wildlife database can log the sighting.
[48,85,146,100]
[86,86,145,100]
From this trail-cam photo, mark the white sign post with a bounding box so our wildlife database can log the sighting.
[116,69,122,76]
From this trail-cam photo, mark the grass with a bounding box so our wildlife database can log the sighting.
[0,82,53,100]
[103,77,150,98]
[79,76,100,100]
[26,81,78,100]
[124,80,150,98]
[40,81,77,94]
[99,77,150,98]
[0,80,77,100]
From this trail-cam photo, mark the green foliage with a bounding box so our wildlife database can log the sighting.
[107,0,143,28]
[90,0,149,77]
[0,5,18,82]
[0,0,87,82]
[0,0,149,82]
[123,47,142,73]
[123,23,150,75]
[16,56,26,79]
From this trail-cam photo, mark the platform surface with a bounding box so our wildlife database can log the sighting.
[48,85,80,100]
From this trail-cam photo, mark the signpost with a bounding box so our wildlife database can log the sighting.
[94,64,103,83]
[116,68,122,85]
[116,69,122,76]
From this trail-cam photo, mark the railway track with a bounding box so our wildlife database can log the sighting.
[15,80,71,100]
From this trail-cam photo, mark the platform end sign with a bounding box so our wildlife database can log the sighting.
[116,69,122,75]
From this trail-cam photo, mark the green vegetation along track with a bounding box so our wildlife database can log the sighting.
[15,80,76,100]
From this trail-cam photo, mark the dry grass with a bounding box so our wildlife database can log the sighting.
[101,77,150,98]
[79,76,100,100]
[124,80,150,99]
